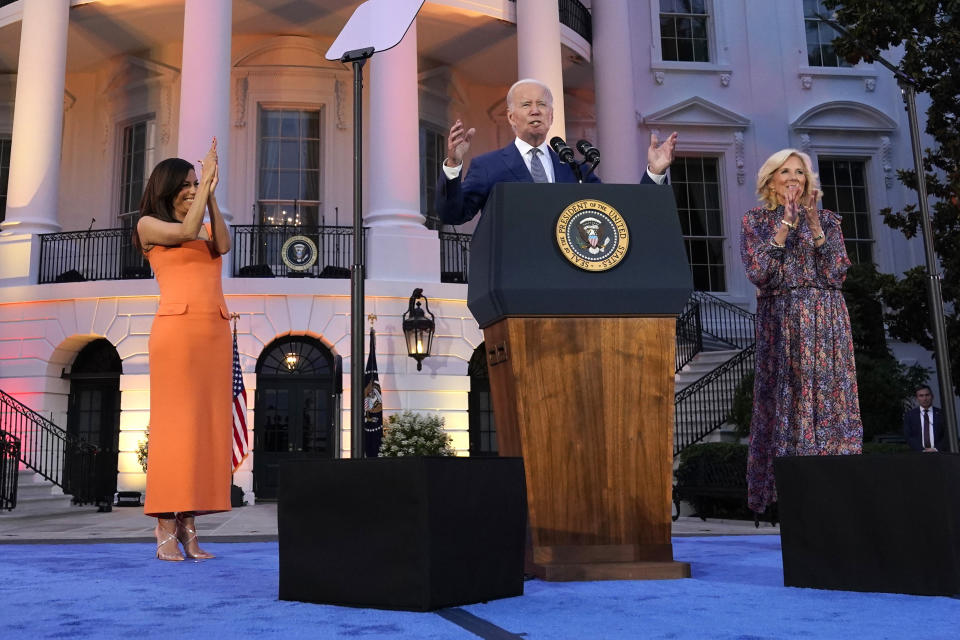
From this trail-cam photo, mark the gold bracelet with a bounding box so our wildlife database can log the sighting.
[781,219,796,230]
[770,239,786,249]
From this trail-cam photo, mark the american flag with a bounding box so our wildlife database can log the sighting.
[231,327,250,472]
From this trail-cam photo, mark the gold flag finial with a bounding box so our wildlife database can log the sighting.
[368,313,377,326]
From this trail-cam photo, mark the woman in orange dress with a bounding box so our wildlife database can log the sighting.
[136,139,232,561]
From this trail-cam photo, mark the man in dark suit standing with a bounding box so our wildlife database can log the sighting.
[436,78,678,225]
[903,385,946,452]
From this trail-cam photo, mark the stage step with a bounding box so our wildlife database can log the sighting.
[0,470,74,516]
[534,560,692,582]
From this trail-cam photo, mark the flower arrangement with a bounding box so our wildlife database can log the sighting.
[378,410,455,457]
[136,428,149,473]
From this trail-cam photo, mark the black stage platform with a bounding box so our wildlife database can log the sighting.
[776,453,960,596]
[278,457,526,611]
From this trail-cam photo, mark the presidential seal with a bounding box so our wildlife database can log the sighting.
[555,199,629,271]
[280,235,318,272]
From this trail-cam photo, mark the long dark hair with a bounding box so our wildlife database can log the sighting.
[132,157,194,251]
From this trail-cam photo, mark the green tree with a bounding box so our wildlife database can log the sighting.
[824,0,960,394]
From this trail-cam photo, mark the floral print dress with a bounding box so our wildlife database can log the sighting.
[740,206,863,513]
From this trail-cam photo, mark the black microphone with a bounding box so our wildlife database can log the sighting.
[549,136,582,182]
[549,136,576,165]
[576,139,600,164]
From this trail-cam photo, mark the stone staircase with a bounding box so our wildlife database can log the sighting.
[0,469,74,517]
[674,348,744,446]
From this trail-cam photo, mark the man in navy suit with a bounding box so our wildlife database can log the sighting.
[436,78,678,225]
[903,385,946,452]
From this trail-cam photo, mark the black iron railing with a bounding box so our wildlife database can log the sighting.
[38,228,151,284]
[559,0,592,42]
[0,389,101,505]
[673,292,757,457]
[440,231,470,284]
[232,225,355,278]
[675,297,703,372]
[0,429,19,511]
[691,291,756,349]
[508,0,592,43]
[674,344,756,456]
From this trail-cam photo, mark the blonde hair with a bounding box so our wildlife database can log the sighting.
[756,148,821,209]
[506,78,553,114]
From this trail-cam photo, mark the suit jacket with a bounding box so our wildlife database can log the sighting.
[436,142,654,226]
[903,406,946,452]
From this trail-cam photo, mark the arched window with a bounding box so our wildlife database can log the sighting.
[254,336,341,499]
[66,338,122,504]
[468,343,497,456]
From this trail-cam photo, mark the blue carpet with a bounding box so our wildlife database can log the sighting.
[0,536,956,639]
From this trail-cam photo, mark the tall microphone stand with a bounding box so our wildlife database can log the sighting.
[821,14,958,453]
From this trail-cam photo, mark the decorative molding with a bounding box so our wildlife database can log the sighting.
[234,75,248,128]
[880,136,893,188]
[158,84,172,145]
[103,56,180,99]
[101,55,179,149]
[864,77,876,92]
[791,101,898,133]
[720,73,731,88]
[734,131,745,185]
[233,35,339,70]
[799,133,811,154]
[334,78,346,130]
[643,96,750,130]
[800,74,813,90]
[100,109,110,155]
[654,71,665,85]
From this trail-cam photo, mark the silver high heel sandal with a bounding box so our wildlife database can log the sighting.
[175,512,215,560]
[155,519,185,562]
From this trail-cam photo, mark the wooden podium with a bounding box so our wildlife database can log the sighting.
[469,183,693,581]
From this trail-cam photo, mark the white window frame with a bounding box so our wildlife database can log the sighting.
[254,104,326,228]
[815,155,875,265]
[115,115,156,228]
[649,0,731,74]
[796,1,877,81]
[671,153,729,293]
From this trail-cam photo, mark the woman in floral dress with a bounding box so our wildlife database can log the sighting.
[740,149,863,514]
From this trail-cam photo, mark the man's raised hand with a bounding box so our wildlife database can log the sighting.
[445,119,476,167]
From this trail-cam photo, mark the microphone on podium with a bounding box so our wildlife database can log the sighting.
[575,140,600,180]
[550,136,583,183]
[575,140,600,164]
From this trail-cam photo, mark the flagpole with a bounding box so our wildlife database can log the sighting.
[231,312,239,478]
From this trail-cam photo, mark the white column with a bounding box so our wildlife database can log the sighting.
[177,0,233,223]
[364,21,440,283]
[516,0,565,141]
[0,0,70,285]
[2,0,69,236]
[592,0,643,184]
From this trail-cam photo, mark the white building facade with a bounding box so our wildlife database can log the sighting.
[0,0,937,503]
